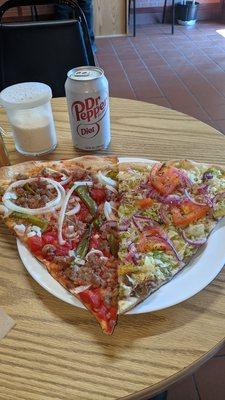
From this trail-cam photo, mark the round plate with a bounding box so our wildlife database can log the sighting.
[17,157,225,314]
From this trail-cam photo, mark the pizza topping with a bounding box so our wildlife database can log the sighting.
[108,233,119,257]
[105,185,117,194]
[90,188,106,204]
[76,226,92,259]
[41,167,71,186]
[27,225,42,238]
[42,244,56,258]
[184,189,210,207]
[171,200,210,228]
[104,201,117,221]
[72,285,91,294]
[138,227,182,261]
[26,235,43,254]
[3,178,65,216]
[126,243,139,265]
[86,249,104,260]
[4,192,17,200]
[159,205,170,225]
[14,224,26,235]
[58,181,92,245]
[97,172,117,187]
[11,212,49,230]
[132,215,155,232]
[161,194,182,205]
[66,202,81,216]
[181,230,207,247]
[203,171,214,181]
[137,198,154,209]
[150,164,183,195]
[75,185,97,216]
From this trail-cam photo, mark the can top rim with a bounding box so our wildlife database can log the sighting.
[67,66,104,82]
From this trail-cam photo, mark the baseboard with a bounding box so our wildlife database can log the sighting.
[132,3,221,24]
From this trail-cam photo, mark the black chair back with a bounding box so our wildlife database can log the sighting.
[0,0,95,97]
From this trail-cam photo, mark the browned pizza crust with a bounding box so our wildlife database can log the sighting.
[118,160,156,171]
[0,156,118,191]
[119,159,225,173]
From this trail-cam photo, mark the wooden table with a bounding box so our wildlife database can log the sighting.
[1,97,225,400]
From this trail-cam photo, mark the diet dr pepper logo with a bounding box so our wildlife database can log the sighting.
[72,95,108,139]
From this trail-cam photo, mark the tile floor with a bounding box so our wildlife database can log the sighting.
[96,20,225,399]
[96,20,225,135]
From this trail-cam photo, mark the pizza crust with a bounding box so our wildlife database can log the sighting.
[0,156,118,189]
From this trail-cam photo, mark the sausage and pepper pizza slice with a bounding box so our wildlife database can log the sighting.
[0,156,119,334]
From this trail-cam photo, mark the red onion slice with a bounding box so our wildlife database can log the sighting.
[144,233,182,262]
[126,243,139,265]
[177,170,192,187]
[202,171,213,181]
[101,220,117,230]
[133,215,156,232]
[184,189,209,207]
[159,205,170,225]
[161,194,182,205]
[181,230,207,247]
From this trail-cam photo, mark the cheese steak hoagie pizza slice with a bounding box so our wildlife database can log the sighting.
[118,160,225,314]
[0,156,119,334]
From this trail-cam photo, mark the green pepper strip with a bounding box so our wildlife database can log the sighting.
[76,225,92,259]
[93,218,101,229]
[108,233,118,257]
[24,183,36,195]
[107,170,118,180]
[11,212,48,231]
[75,186,97,216]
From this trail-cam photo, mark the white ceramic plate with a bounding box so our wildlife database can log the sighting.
[17,157,225,315]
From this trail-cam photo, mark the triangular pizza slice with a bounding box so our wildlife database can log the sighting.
[0,156,119,334]
[118,159,225,314]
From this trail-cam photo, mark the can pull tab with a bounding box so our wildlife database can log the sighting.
[0,127,10,166]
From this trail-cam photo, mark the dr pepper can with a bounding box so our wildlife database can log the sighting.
[65,66,111,151]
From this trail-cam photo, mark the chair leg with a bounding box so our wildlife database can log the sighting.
[133,0,136,37]
[162,0,167,24]
[172,0,175,34]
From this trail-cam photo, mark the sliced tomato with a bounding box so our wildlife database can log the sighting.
[137,236,170,253]
[42,232,56,245]
[56,243,72,256]
[150,164,182,195]
[108,306,117,321]
[26,236,43,255]
[143,226,164,237]
[137,226,170,253]
[97,304,109,322]
[89,234,100,250]
[90,188,106,205]
[137,198,154,209]
[171,199,210,228]
[79,288,102,310]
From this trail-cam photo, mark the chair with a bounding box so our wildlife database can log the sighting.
[128,0,136,37]
[129,0,176,36]
[0,0,95,97]
[162,0,176,34]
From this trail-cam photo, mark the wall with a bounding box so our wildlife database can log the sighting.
[134,0,222,23]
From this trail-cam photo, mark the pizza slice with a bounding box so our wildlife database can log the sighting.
[118,159,225,314]
[0,156,119,334]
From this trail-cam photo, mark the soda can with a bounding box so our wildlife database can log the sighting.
[65,66,111,151]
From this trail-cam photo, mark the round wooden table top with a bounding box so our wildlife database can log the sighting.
[1,97,225,400]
